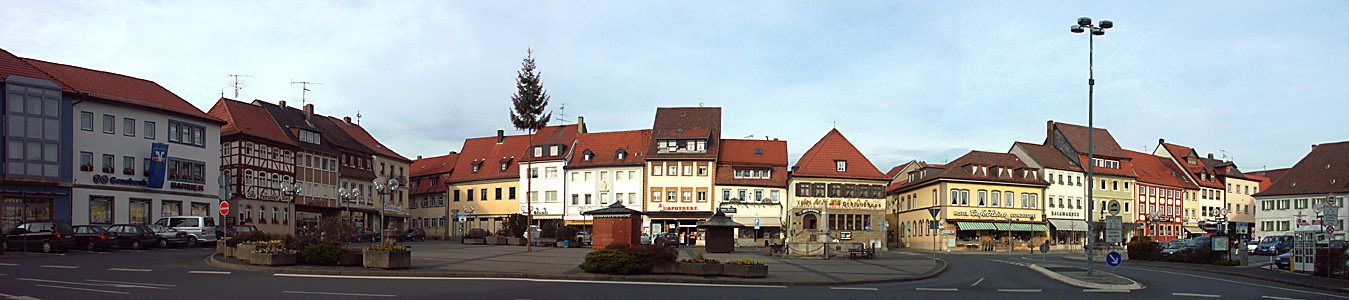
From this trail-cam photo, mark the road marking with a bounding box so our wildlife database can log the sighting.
[1262,296,1304,300]
[86,279,177,287]
[971,277,984,286]
[0,292,42,300]
[271,273,788,288]
[1083,289,1130,293]
[830,287,878,291]
[188,270,231,275]
[38,265,77,269]
[1118,266,1349,299]
[0,263,17,266]
[31,284,128,295]
[1173,293,1222,298]
[283,291,395,297]
[108,268,152,272]
[999,289,1042,293]
[915,287,958,292]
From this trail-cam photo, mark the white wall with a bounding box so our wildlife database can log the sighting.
[521,160,567,217]
[565,166,644,221]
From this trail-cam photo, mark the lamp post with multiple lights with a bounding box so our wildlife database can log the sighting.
[1071,16,1112,276]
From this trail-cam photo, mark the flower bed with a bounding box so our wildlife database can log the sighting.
[248,240,297,266]
[363,245,411,269]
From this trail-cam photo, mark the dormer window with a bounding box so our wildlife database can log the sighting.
[550,145,559,156]
[582,150,594,161]
[754,148,763,155]
[615,149,626,160]
[836,160,847,172]
[297,129,321,144]
[534,146,543,157]
[500,162,508,172]
[471,162,482,174]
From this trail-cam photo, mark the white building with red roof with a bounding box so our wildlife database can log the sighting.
[564,129,649,231]
[714,138,788,246]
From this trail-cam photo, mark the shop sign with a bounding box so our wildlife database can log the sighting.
[794,198,882,210]
[952,209,1037,221]
[146,143,170,189]
[839,232,852,240]
[92,175,148,187]
[717,207,736,214]
[662,205,702,211]
[170,182,204,192]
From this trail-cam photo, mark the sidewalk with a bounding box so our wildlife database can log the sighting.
[207,241,947,286]
[1064,254,1349,293]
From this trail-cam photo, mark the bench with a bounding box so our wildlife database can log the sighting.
[848,246,876,259]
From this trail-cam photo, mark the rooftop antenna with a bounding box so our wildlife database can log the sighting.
[1220,149,1228,161]
[356,111,362,125]
[291,81,322,106]
[554,102,570,125]
[743,135,754,139]
[228,74,252,98]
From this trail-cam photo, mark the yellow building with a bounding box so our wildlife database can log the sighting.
[891,151,1050,251]
[444,130,525,234]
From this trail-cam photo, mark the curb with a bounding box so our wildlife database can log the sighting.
[204,254,948,286]
[1061,255,1349,294]
[1028,264,1143,290]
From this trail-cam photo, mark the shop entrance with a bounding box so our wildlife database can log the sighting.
[2,196,53,232]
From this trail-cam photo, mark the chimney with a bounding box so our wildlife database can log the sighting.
[416,155,422,160]
[279,100,287,107]
[1159,138,1165,145]
[344,116,352,124]
[577,116,586,134]
[1207,153,1214,159]
[497,130,505,144]
[303,104,314,121]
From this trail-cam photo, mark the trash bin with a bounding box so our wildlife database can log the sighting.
[564,240,571,248]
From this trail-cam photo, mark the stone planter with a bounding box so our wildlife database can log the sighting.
[463,238,485,245]
[680,263,724,276]
[249,252,298,266]
[338,249,363,266]
[235,244,258,262]
[650,263,680,274]
[723,264,768,278]
[507,237,527,246]
[486,236,508,245]
[362,249,412,269]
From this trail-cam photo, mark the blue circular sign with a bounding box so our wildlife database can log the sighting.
[1106,251,1122,267]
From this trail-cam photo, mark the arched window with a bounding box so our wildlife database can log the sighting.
[282,208,289,223]
[259,205,267,222]
[977,190,987,206]
[244,206,252,220]
[244,170,254,186]
[991,191,1001,207]
[802,214,818,230]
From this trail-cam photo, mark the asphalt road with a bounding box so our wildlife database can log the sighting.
[0,244,1343,300]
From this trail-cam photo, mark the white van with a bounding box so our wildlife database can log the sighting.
[153,216,218,247]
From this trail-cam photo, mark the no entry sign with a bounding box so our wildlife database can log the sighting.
[219,201,230,215]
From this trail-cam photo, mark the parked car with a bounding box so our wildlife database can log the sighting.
[105,224,158,250]
[653,232,680,248]
[639,233,652,245]
[73,225,116,251]
[1274,252,1292,270]
[576,232,592,245]
[1184,236,1213,251]
[148,225,190,248]
[355,227,380,243]
[1256,235,1294,255]
[398,228,426,242]
[220,225,260,238]
[155,216,217,247]
[1,221,77,253]
[1160,240,1188,256]
[1247,240,1260,253]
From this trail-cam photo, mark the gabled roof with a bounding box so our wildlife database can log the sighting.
[1258,141,1349,197]
[311,116,375,155]
[254,100,339,155]
[447,133,528,184]
[1245,173,1274,193]
[523,124,582,162]
[208,98,296,147]
[1248,168,1290,183]
[1124,150,1199,190]
[892,151,1049,192]
[326,116,411,163]
[1047,120,1129,159]
[568,129,651,168]
[410,153,459,195]
[791,129,887,181]
[1013,141,1082,172]
[715,139,789,188]
[0,48,70,91]
[22,58,223,124]
[645,107,721,160]
[1159,143,1226,189]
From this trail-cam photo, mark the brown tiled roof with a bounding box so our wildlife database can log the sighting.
[311,115,375,156]
[715,139,788,188]
[568,129,651,169]
[22,58,223,124]
[208,98,296,147]
[1248,168,1290,183]
[1257,141,1349,197]
[255,100,340,155]
[1124,150,1199,190]
[1047,120,1128,159]
[447,133,528,184]
[645,107,721,160]
[523,124,582,162]
[326,116,411,163]
[0,48,70,90]
[1013,141,1082,172]
[410,153,458,195]
[791,129,888,181]
[892,151,1049,192]
[1160,143,1225,189]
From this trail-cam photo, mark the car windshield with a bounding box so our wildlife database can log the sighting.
[1262,237,1278,243]
[1189,238,1206,247]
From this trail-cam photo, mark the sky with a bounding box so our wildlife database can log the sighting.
[3,1,1346,173]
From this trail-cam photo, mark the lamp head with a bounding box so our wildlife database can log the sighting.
[1091,29,1105,36]
[1077,17,1092,26]
[388,179,400,190]
[1071,25,1085,33]
[1099,20,1113,29]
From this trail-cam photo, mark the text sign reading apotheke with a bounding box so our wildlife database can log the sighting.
[952,209,1038,221]
[661,205,703,211]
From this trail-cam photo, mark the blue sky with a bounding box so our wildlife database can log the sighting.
[3,1,1345,173]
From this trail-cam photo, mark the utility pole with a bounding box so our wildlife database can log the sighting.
[228,74,252,98]
[291,81,322,105]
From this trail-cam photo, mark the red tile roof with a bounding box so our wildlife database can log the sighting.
[0,48,70,91]
[410,153,459,195]
[1047,121,1129,159]
[311,114,376,156]
[325,116,411,163]
[645,107,721,160]
[1258,141,1349,197]
[791,129,888,181]
[715,139,789,187]
[1159,143,1226,189]
[568,129,651,168]
[1124,150,1199,190]
[208,98,297,147]
[21,58,223,124]
[1247,168,1290,183]
[523,124,582,162]
[1012,141,1082,172]
[447,133,529,184]
[892,151,1050,192]
[1245,173,1274,193]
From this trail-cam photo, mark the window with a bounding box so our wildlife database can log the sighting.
[534,147,543,157]
[168,120,207,147]
[698,165,708,176]
[653,165,662,176]
[102,154,115,173]
[545,167,557,178]
[698,191,707,202]
[959,190,969,206]
[123,118,136,136]
[144,121,155,139]
[683,165,692,176]
[103,114,115,134]
[682,191,692,202]
[81,111,94,131]
[584,194,592,205]
[129,199,151,224]
[168,158,206,184]
[529,167,539,178]
[89,196,113,224]
[668,165,677,176]
[836,160,847,172]
[480,188,488,201]
[143,158,151,174]
[509,187,516,199]
[950,190,959,205]
[977,190,987,206]
[123,156,135,174]
[991,191,1001,207]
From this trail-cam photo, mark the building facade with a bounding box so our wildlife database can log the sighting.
[714,139,788,246]
[892,151,1049,251]
[312,116,378,229]
[643,107,720,239]
[1046,121,1139,241]
[409,153,456,237]
[209,98,299,234]
[446,130,524,234]
[1125,150,1198,242]
[1254,141,1349,241]
[519,123,583,226]
[1156,140,1232,237]
[564,129,649,232]
[785,129,890,250]
[1,49,73,231]
[328,116,412,231]
[258,102,340,232]
[1009,141,1087,248]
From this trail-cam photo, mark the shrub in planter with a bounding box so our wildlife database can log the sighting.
[299,242,344,265]
[235,243,259,262]
[620,245,677,266]
[578,249,649,275]
[363,245,411,269]
[605,242,632,250]
[1126,240,1162,261]
[251,249,298,266]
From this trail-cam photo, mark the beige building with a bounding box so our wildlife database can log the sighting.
[785,129,890,253]
[892,151,1049,251]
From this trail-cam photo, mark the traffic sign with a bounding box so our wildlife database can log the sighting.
[928,207,941,218]
[1040,243,1050,253]
[219,201,230,215]
[754,219,761,230]
[1107,200,1121,216]
[1329,194,1338,206]
[1105,216,1123,244]
[1328,226,1336,235]
[1106,251,1122,267]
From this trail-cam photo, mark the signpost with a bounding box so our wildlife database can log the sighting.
[219,201,230,216]
[1106,251,1122,274]
[929,207,941,259]
[754,219,761,230]
[1107,200,1121,216]
[1105,216,1123,244]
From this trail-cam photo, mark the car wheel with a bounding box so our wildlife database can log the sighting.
[86,241,97,251]
[132,240,144,250]
[158,239,168,248]
[187,237,198,248]
[41,241,54,253]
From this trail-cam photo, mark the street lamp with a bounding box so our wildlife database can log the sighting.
[339,187,360,228]
[280,181,302,235]
[1071,16,1113,276]
[374,178,400,245]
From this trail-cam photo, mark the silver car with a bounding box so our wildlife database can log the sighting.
[154,216,217,247]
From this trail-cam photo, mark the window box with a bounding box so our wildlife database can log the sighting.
[81,165,94,172]
[124,168,135,175]
[102,166,114,173]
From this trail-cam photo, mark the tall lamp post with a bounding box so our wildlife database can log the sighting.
[374,178,400,245]
[339,187,360,228]
[1071,16,1113,275]
[280,181,302,235]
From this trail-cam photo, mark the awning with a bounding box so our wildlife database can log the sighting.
[1184,226,1205,234]
[956,222,998,230]
[565,220,593,226]
[990,223,1051,231]
[1048,219,1088,232]
[731,217,781,228]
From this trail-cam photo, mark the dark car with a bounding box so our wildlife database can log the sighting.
[1,221,77,253]
[653,233,680,248]
[1256,235,1294,255]
[148,225,190,248]
[1275,252,1292,270]
[355,227,381,243]
[105,224,158,250]
[73,225,116,251]
[1183,236,1213,251]
[219,225,260,238]
[399,228,426,242]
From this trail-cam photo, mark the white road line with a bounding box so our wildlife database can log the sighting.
[0,292,42,300]
[271,273,788,288]
[998,289,1042,293]
[971,277,984,286]
[31,284,128,295]
[915,287,958,292]
[283,291,395,297]
[188,270,231,275]
[108,268,152,272]
[830,287,878,291]
[1119,266,1349,299]
[86,279,177,287]
[1083,289,1130,293]
[0,263,17,266]
[39,265,77,269]
[1262,296,1306,300]
[1173,292,1222,298]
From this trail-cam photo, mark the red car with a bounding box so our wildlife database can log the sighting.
[73,225,116,251]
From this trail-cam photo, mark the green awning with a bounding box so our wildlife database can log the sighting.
[982,222,1049,231]
[956,222,998,230]
[1028,224,1049,231]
